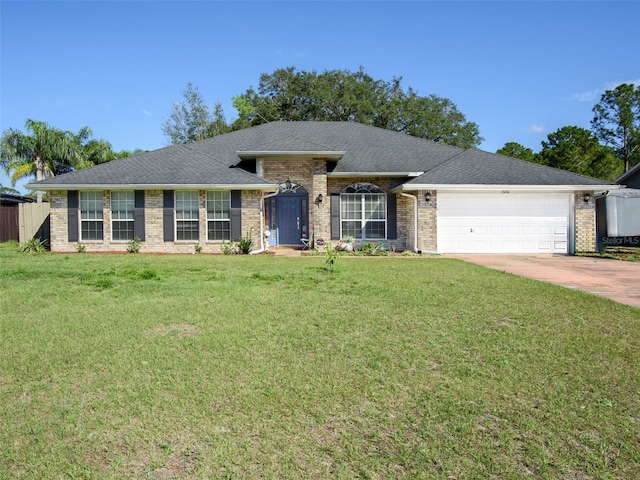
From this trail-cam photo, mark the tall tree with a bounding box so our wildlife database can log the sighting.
[162,83,230,144]
[496,142,538,162]
[0,120,116,202]
[209,102,231,138]
[1,120,82,202]
[115,148,146,159]
[591,83,640,172]
[232,67,483,148]
[539,126,621,181]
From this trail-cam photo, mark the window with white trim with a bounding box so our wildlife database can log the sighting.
[206,191,231,241]
[175,191,199,241]
[110,191,134,241]
[340,183,386,240]
[80,191,104,241]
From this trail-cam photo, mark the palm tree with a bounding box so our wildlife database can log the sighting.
[0,184,20,195]
[0,119,113,202]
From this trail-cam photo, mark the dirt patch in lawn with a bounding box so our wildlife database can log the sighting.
[147,324,199,337]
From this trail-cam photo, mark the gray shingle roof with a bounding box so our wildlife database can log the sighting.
[29,121,615,189]
[405,149,613,186]
[30,144,273,188]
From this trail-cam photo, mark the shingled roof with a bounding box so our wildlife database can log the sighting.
[28,121,616,190]
[403,149,613,187]
[29,144,274,189]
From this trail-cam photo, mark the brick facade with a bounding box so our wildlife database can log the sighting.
[49,190,262,254]
[47,177,597,255]
[574,191,596,253]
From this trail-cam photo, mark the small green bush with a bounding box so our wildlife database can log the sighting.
[221,241,236,255]
[127,236,142,253]
[359,242,387,256]
[20,238,48,254]
[237,230,254,255]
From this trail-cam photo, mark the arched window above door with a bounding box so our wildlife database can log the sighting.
[278,179,307,194]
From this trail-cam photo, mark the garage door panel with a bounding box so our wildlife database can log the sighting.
[538,241,551,251]
[438,193,570,253]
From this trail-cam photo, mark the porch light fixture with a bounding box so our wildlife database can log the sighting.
[316,193,323,204]
[583,193,591,203]
[285,178,292,191]
[425,192,431,202]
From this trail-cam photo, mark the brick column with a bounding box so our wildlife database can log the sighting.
[574,191,596,253]
[49,191,72,252]
[417,190,437,253]
[312,160,329,242]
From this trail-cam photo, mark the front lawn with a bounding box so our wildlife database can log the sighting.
[1,244,639,479]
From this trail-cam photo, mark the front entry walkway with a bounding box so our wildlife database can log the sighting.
[271,246,304,257]
[448,254,640,309]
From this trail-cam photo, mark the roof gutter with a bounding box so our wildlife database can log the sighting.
[396,184,622,192]
[25,183,279,192]
[237,151,345,160]
[328,172,424,178]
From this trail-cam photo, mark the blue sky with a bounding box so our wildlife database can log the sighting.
[1,0,639,193]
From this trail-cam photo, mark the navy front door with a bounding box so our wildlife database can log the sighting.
[277,195,304,245]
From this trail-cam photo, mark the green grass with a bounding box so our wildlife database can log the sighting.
[1,243,639,479]
[582,246,640,262]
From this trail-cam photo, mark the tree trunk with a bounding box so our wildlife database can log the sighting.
[35,155,44,203]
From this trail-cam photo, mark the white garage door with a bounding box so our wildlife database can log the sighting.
[438,192,571,253]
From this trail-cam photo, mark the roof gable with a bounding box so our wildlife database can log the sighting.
[616,162,640,186]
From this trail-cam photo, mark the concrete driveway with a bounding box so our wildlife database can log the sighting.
[448,254,640,309]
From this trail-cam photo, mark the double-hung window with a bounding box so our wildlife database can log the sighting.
[111,191,134,241]
[80,191,104,241]
[175,191,199,241]
[206,191,231,241]
[340,183,386,240]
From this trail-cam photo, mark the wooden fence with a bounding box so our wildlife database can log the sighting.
[19,202,50,244]
[0,205,19,242]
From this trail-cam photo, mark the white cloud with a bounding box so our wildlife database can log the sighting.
[572,89,600,103]
[572,79,640,102]
[143,109,153,117]
[529,124,544,133]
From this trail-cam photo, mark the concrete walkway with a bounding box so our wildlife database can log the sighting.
[271,246,304,257]
[448,254,640,309]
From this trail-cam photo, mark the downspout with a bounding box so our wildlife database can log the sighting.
[251,190,279,254]
[400,192,420,253]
